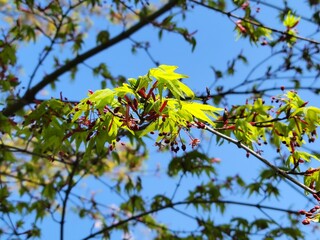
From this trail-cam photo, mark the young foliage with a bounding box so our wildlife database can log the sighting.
[1,0,320,239]
[282,11,301,46]
[66,65,222,156]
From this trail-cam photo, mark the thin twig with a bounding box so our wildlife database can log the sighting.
[204,125,316,195]
[250,0,317,24]
[171,173,184,201]
[195,85,320,100]
[3,0,179,116]
[27,1,87,90]
[60,156,80,240]
[81,198,299,239]
[190,0,320,45]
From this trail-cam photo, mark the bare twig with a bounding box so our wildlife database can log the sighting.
[82,198,299,239]
[0,143,71,165]
[204,125,316,195]
[27,1,87,90]
[3,0,179,116]
[250,0,317,25]
[190,0,320,45]
[60,156,80,240]
[170,173,184,201]
[195,85,320,100]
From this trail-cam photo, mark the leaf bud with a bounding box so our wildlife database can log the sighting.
[313,194,320,201]
[300,101,309,108]
[114,107,120,113]
[241,2,249,9]
[306,212,313,217]
[109,145,114,151]
[310,208,317,213]
[298,210,307,215]
[302,219,310,225]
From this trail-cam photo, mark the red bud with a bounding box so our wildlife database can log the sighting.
[298,210,307,215]
[302,219,310,225]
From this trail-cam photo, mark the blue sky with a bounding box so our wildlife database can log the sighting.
[12,1,320,239]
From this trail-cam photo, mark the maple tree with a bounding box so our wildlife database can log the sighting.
[0,0,320,239]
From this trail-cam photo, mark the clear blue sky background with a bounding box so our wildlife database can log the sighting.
[13,1,320,239]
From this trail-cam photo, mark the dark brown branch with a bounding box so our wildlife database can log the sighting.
[82,198,299,239]
[2,0,179,116]
[204,125,316,195]
[0,143,71,165]
[250,0,317,24]
[60,156,80,240]
[195,85,320,100]
[0,171,47,187]
[190,0,320,45]
[27,1,87,90]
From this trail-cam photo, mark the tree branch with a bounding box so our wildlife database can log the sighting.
[195,85,320,100]
[2,0,179,116]
[0,143,71,165]
[190,0,320,45]
[60,156,80,240]
[27,1,87,90]
[82,198,299,239]
[250,0,317,25]
[204,125,317,195]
